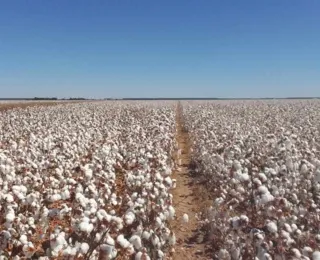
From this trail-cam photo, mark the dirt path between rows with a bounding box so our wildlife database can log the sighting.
[170,103,210,260]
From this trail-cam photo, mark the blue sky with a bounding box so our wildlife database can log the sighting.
[0,0,319,98]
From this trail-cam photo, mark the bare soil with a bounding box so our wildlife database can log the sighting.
[170,103,211,260]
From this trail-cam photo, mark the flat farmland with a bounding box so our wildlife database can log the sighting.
[0,100,320,259]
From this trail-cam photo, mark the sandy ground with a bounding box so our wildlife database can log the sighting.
[169,103,211,260]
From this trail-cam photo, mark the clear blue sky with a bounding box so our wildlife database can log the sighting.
[0,0,319,98]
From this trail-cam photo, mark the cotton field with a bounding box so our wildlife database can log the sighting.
[0,102,177,259]
[183,100,320,260]
[1,100,320,260]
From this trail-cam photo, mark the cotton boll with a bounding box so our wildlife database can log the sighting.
[301,164,308,174]
[266,221,278,233]
[22,242,35,258]
[155,217,163,228]
[151,233,160,248]
[142,230,151,240]
[79,221,94,233]
[312,251,320,260]
[19,234,28,245]
[233,160,242,170]
[117,234,130,248]
[61,190,70,200]
[182,213,189,224]
[167,205,175,220]
[168,231,176,246]
[124,211,136,225]
[126,244,135,255]
[129,235,142,250]
[80,243,89,254]
[291,248,301,258]
[218,248,231,260]
[5,212,15,222]
[51,193,62,202]
[5,194,14,203]
[258,173,268,182]
[260,193,274,204]
[215,197,224,205]
[258,186,269,194]
[135,251,151,260]
[302,247,313,257]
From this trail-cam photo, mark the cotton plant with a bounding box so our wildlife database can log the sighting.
[183,100,320,259]
[0,101,177,259]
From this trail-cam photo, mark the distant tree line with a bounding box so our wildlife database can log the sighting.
[34,97,58,100]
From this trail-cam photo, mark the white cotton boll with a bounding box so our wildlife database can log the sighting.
[302,247,313,256]
[236,186,245,194]
[291,248,301,258]
[96,209,111,221]
[22,242,35,258]
[218,248,231,259]
[164,176,172,187]
[111,216,123,229]
[124,211,136,225]
[228,216,239,229]
[79,222,94,233]
[233,160,242,170]
[126,244,135,255]
[284,223,293,233]
[266,221,278,233]
[5,194,14,203]
[5,212,15,222]
[68,246,78,256]
[62,246,72,256]
[27,217,35,228]
[51,193,62,202]
[280,230,290,239]
[142,230,151,240]
[168,231,176,246]
[80,243,89,254]
[215,197,224,205]
[19,235,28,245]
[260,193,274,204]
[151,234,160,248]
[258,186,269,194]
[182,213,189,224]
[84,168,93,180]
[26,193,37,204]
[157,249,165,259]
[56,233,66,246]
[19,185,27,194]
[312,251,320,260]
[100,242,114,256]
[239,173,249,182]
[301,164,308,174]
[135,251,151,260]
[168,205,175,220]
[291,224,298,232]
[258,173,268,182]
[61,190,70,200]
[155,217,162,228]
[129,235,142,250]
[136,198,145,205]
[117,234,130,248]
